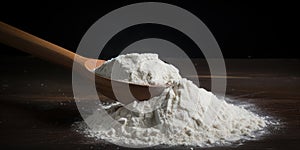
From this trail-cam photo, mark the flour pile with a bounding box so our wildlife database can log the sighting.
[79,53,267,147]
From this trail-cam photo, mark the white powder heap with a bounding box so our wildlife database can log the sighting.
[82,53,267,147]
[95,53,181,85]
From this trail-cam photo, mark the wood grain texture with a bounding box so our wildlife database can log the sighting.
[0,56,299,149]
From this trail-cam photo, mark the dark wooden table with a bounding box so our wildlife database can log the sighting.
[0,56,299,149]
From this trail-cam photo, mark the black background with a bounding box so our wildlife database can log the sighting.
[0,0,298,59]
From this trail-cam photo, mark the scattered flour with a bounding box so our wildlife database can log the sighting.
[78,53,267,147]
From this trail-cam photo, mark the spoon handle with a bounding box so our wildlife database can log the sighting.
[0,22,87,68]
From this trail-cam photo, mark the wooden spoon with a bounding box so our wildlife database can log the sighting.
[0,21,166,103]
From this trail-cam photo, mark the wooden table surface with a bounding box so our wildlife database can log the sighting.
[0,56,299,149]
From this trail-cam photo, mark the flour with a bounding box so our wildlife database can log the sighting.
[79,53,267,147]
[95,53,181,85]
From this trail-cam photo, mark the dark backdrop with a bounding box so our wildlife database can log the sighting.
[0,0,297,59]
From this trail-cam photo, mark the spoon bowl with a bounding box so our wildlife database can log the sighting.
[84,59,166,103]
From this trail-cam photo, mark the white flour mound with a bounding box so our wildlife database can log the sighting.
[82,53,267,147]
[95,53,181,85]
